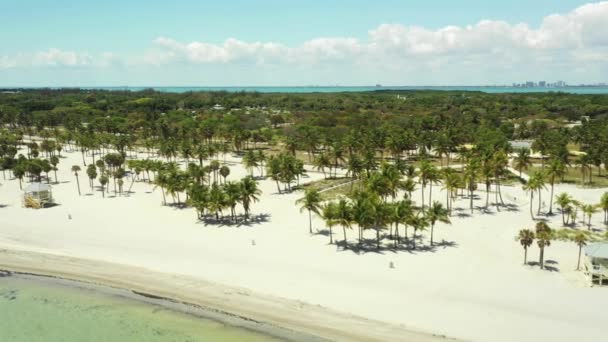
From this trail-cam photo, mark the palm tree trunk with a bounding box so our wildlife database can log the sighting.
[376,229,380,250]
[342,226,347,247]
[428,183,433,207]
[329,227,333,244]
[308,210,312,234]
[485,183,490,208]
[537,190,542,216]
[430,223,435,246]
[549,182,554,214]
[394,224,399,247]
[530,193,535,220]
[539,247,545,269]
[75,176,81,196]
[524,246,528,265]
[421,184,425,210]
[412,228,417,249]
[577,245,582,270]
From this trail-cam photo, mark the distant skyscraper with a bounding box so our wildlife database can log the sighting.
[539,81,546,87]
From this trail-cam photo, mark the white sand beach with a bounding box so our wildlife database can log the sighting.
[1,146,608,341]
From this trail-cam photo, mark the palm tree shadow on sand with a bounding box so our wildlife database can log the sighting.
[333,236,458,255]
[197,213,271,228]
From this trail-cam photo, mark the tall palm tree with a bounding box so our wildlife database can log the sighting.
[11,164,24,190]
[575,155,591,185]
[71,165,81,196]
[401,178,416,200]
[242,150,258,177]
[99,175,108,198]
[464,159,479,214]
[555,192,572,225]
[513,148,532,178]
[518,229,535,265]
[599,192,608,225]
[441,169,459,214]
[49,155,59,183]
[350,190,376,246]
[545,159,565,215]
[409,211,429,250]
[322,202,338,244]
[313,153,332,179]
[240,176,261,220]
[523,172,546,219]
[224,181,241,221]
[393,199,413,246]
[334,198,352,247]
[426,201,451,246]
[296,188,323,234]
[418,159,434,210]
[573,232,587,271]
[219,165,230,184]
[581,204,597,230]
[86,164,97,192]
[535,222,552,270]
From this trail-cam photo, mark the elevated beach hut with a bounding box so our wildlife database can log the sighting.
[583,243,608,286]
[23,182,53,209]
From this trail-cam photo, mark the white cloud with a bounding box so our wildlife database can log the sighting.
[1,2,607,84]
[145,1,608,69]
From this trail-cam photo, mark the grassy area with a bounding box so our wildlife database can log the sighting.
[554,228,608,243]
[527,165,608,188]
[296,177,358,201]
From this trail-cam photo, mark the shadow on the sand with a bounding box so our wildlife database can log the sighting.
[197,213,271,228]
[334,236,459,255]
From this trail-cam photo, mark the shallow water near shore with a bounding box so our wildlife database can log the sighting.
[0,274,284,342]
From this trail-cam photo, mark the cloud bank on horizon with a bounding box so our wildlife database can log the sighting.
[1,1,607,86]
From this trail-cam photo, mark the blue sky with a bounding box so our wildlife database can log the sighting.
[1,0,606,86]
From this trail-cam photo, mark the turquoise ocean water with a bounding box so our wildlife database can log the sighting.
[0,275,285,342]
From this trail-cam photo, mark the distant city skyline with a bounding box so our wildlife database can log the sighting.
[1,0,607,86]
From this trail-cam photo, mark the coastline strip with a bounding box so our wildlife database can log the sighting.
[0,248,455,342]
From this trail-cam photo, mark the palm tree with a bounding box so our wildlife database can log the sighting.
[441,169,459,215]
[322,202,337,244]
[242,150,258,177]
[573,232,587,271]
[581,204,597,230]
[393,199,413,247]
[49,155,59,183]
[518,229,535,265]
[86,164,97,192]
[401,178,416,200]
[464,159,479,214]
[523,172,545,219]
[426,201,451,246]
[207,183,226,220]
[535,222,552,270]
[224,181,241,221]
[600,192,608,225]
[334,198,352,247]
[219,165,230,184]
[314,153,331,179]
[296,189,323,234]
[555,192,572,226]
[409,212,429,250]
[575,155,591,185]
[350,190,375,246]
[13,165,25,190]
[99,175,109,198]
[545,159,565,215]
[240,176,261,220]
[513,148,532,178]
[418,160,433,210]
[71,165,81,196]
